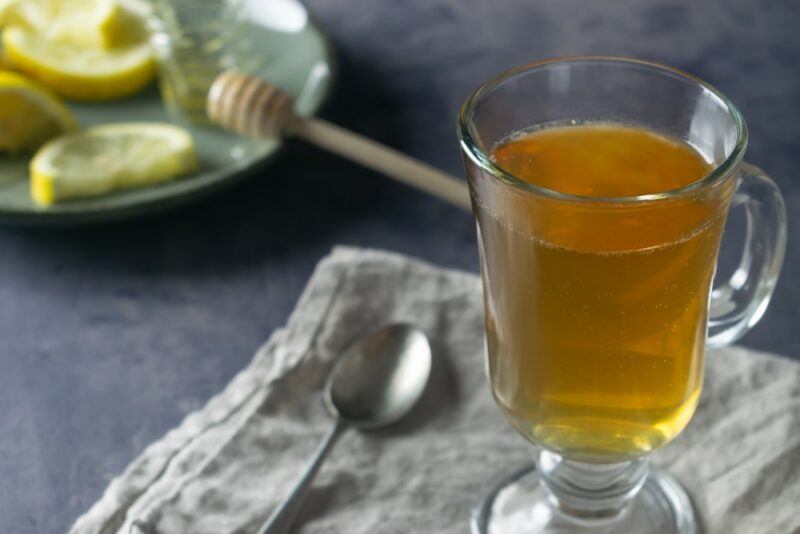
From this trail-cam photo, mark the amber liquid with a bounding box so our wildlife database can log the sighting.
[478,124,729,462]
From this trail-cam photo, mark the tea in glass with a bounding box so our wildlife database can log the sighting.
[480,123,726,462]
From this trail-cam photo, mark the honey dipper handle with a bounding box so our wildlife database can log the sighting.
[288,117,472,210]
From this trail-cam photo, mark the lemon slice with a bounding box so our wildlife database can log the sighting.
[3,22,154,101]
[0,0,48,31]
[0,70,76,152]
[53,0,152,50]
[0,54,14,70]
[0,0,121,48]
[50,0,119,49]
[30,123,198,206]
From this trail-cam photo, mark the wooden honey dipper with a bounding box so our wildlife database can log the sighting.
[206,72,471,210]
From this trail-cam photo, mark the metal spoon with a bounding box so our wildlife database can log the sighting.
[258,323,432,534]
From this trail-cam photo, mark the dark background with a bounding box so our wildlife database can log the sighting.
[2,0,798,531]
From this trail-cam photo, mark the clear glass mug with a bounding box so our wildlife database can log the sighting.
[458,57,787,533]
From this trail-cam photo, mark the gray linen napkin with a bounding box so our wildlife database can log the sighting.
[71,247,800,534]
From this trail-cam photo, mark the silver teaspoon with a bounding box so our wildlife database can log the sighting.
[258,323,432,534]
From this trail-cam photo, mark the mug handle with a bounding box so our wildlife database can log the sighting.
[707,162,788,348]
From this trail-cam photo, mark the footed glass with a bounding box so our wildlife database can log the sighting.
[457,57,787,533]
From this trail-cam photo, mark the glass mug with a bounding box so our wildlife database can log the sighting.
[458,57,786,533]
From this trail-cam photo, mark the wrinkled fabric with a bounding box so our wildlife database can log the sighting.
[71,247,800,534]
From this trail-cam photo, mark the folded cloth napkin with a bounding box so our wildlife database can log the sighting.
[71,247,800,534]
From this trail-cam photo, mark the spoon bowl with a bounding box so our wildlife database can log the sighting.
[325,323,432,428]
[259,322,432,534]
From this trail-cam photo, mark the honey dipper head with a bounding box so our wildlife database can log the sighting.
[206,72,295,139]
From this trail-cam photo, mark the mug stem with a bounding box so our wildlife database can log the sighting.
[537,450,648,526]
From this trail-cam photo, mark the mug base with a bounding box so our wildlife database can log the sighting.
[471,463,698,534]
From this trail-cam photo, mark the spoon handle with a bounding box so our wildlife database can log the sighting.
[257,418,346,534]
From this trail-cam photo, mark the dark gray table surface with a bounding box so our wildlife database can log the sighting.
[2,0,798,531]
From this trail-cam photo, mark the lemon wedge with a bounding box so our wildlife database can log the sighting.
[30,123,198,206]
[0,69,76,152]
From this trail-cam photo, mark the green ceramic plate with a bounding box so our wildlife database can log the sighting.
[0,0,334,225]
